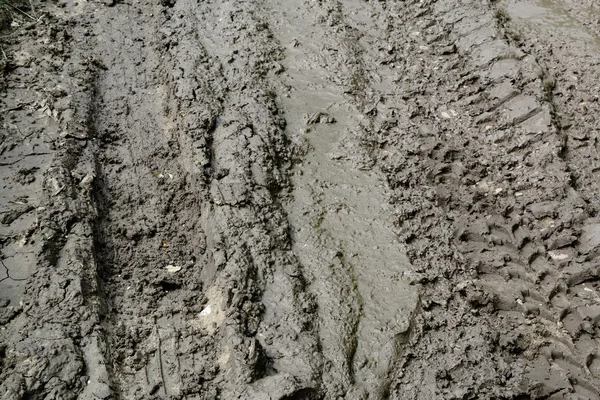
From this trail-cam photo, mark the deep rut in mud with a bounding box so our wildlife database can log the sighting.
[267,1,419,396]
[2,0,600,399]
[90,5,202,395]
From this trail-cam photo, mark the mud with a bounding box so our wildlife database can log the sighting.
[2,0,600,399]
[270,3,419,396]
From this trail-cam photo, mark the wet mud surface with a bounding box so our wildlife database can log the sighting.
[2,0,600,399]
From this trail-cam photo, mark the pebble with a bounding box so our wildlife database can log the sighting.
[200,305,212,317]
[165,264,182,273]
[548,251,569,261]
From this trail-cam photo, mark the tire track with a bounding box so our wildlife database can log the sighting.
[88,1,208,396]
[88,0,324,397]
[264,0,419,397]
[501,0,600,394]
[181,1,323,396]
[346,0,600,397]
[0,9,115,397]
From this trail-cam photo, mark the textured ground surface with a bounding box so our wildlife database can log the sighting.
[1,0,600,399]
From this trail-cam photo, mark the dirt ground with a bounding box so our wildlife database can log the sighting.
[1,0,600,398]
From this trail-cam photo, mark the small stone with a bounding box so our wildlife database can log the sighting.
[200,305,212,317]
[165,265,182,274]
[548,251,569,261]
[79,173,95,188]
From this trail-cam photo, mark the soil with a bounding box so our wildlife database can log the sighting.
[1,0,600,399]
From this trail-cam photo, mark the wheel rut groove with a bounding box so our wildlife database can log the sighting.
[264,0,419,397]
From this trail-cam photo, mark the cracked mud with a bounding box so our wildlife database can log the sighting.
[2,0,600,399]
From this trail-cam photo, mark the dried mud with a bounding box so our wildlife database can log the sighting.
[1,0,600,399]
